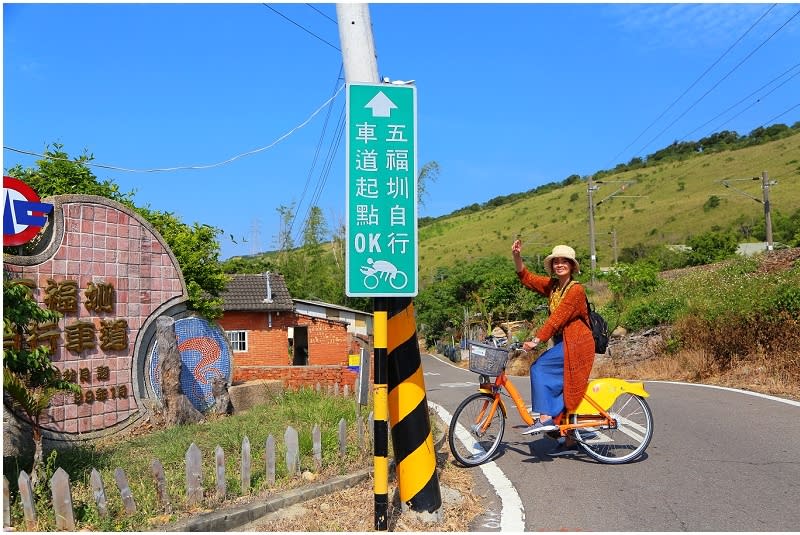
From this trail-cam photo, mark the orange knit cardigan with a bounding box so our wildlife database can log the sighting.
[517,267,596,411]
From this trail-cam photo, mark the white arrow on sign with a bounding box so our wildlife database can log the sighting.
[365,91,397,117]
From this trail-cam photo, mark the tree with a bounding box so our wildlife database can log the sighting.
[417,161,440,207]
[686,230,738,266]
[754,208,800,247]
[415,255,544,345]
[3,279,80,488]
[299,206,335,301]
[273,203,305,297]
[5,144,227,319]
[137,207,227,319]
[604,262,661,315]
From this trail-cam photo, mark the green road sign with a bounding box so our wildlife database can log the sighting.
[346,83,417,297]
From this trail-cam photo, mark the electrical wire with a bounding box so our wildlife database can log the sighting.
[606,3,777,168]
[295,101,345,242]
[704,70,800,136]
[633,7,800,158]
[306,3,337,24]
[3,86,345,173]
[262,3,340,51]
[681,63,800,141]
[288,64,344,241]
[758,102,800,128]
[296,101,346,244]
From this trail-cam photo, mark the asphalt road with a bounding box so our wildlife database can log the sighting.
[421,352,800,532]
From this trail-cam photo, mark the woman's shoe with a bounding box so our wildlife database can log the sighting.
[520,418,558,435]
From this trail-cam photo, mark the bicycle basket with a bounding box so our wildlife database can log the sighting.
[468,342,509,376]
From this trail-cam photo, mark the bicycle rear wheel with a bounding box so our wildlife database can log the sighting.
[448,392,505,467]
[571,393,653,464]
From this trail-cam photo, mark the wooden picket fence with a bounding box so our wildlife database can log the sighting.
[2,411,375,531]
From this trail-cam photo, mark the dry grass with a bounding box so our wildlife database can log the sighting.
[591,348,800,401]
[242,445,484,532]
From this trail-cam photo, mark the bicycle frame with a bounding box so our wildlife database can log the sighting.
[450,362,653,466]
[476,372,649,436]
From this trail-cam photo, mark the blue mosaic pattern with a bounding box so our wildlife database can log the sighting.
[149,317,232,412]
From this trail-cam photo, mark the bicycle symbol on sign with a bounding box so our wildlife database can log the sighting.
[360,258,408,290]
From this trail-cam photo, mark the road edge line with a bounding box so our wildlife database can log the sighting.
[428,401,525,532]
[645,380,800,407]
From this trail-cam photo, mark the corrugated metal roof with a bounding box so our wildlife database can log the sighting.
[221,272,294,312]
[292,298,373,317]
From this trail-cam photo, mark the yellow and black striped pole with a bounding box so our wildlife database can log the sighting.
[373,297,389,530]
[387,297,442,514]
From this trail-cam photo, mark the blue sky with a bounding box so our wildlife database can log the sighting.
[4,3,799,260]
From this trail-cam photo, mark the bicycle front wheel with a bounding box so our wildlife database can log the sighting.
[448,392,505,467]
[571,393,653,464]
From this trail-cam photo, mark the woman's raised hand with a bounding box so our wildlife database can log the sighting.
[512,239,525,271]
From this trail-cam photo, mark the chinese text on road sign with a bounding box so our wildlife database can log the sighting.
[346,83,417,297]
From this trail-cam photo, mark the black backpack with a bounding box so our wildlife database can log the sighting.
[584,298,609,354]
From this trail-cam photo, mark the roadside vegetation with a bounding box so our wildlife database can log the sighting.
[4,146,228,319]
[3,389,368,531]
[3,123,799,530]
[594,250,800,400]
[417,127,800,282]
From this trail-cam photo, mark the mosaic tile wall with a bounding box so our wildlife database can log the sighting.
[4,197,186,436]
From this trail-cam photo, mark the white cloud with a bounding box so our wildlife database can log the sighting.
[606,4,791,52]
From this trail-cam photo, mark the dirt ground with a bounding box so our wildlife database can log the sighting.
[239,430,484,532]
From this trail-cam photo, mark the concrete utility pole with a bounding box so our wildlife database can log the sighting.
[336,4,441,529]
[759,170,774,251]
[610,227,618,265]
[337,4,379,84]
[719,172,775,251]
[587,176,598,276]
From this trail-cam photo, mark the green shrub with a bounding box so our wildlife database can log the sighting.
[622,296,685,331]
[686,230,738,266]
[605,262,661,316]
[770,284,800,316]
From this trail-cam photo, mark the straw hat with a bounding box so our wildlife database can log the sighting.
[543,244,580,274]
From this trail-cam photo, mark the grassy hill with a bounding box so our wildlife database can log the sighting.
[418,131,800,283]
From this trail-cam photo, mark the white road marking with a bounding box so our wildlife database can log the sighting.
[428,401,525,532]
[647,380,800,407]
[616,415,647,442]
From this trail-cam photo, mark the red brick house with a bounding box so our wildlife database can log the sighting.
[216,272,360,390]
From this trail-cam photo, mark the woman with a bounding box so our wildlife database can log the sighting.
[512,240,595,439]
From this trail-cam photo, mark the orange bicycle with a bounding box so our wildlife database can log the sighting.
[448,341,653,466]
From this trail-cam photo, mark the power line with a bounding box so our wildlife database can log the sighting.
[262,3,340,51]
[306,3,337,24]
[296,101,346,244]
[606,3,777,168]
[681,62,800,140]
[633,7,800,157]
[758,102,800,128]
[705,71,800,136]
[3,86,345,173]
[289,64,344,241]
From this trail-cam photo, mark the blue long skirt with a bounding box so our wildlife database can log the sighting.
[530,341,565,418]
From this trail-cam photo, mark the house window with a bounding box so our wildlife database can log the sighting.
[226,330,247,352]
